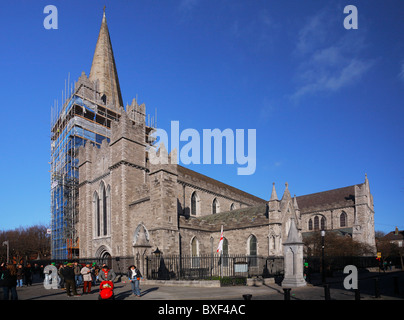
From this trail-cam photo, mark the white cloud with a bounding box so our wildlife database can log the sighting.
[291,9,373,101]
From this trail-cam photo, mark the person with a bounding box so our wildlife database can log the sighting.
[91,263,98,285]
[98,265,116,283]
[16,264,24,287]
[73,261,82,287]
[23,263,32,286]
[2,264,18,300]
[32,263,41,283]
[81,263,93,294]
[60,263,80,297]
[58,263,66,290]
[127,265,143,297]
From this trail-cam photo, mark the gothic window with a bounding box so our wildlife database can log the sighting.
[314,216,319,230]
[223,238,229,255]
[248,235,257,266]
[320,216,326,230]
[308,219,313,231]
[212,198,219,214]
[191,237,198,256]
[269,235,276,252]
[340,212,347,227]
[223,238,229,267]
[102,185,107,236]
[230,203,235,211]
[94,191,100,237]
[105,185,111,236]
[191,237,199,268]
[191,192,198,216]
[95,182,110,238]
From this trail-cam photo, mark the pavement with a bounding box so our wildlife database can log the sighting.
[4,269,404,301]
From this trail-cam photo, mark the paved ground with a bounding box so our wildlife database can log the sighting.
[4,270,404,301]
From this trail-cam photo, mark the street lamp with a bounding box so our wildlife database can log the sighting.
[321,230,325,284]
[153,247,161,258]
[2,241,9,264]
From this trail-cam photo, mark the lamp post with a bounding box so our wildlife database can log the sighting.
[321,230,325,284]
[2,241,9,264]
[153,247,161,258]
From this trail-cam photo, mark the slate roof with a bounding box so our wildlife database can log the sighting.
[296,185,358,214]
[177,165,267,204]
[381,230,404,241]
[179,204,269,232]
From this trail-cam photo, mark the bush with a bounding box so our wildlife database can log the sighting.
[220,276,247,286]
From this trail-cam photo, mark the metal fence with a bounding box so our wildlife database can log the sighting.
[28,255,384,281]
[304,256,379,274]
[145,254,284,280]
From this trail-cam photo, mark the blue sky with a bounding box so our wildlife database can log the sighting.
[0,0,403,234]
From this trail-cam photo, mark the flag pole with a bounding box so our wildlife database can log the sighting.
[220,247,223,279]
[217,225,224,279]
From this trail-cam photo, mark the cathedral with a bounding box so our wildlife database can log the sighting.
[75,11,376,265]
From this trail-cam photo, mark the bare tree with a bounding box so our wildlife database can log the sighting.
[0,225,50,263]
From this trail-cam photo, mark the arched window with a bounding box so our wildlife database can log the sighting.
[212,198,219,214]
[191,192,198,216]
[94,191,100,237]
[102,185,107,236]
[191,237,198,256]
[340,212,347,227]
[191,237,199,267]
[320,216,326,230]
[308,218,313,231]
[223,238,229,255]
[314,216,319,230]
[230,203,235,211]
[248,235,257,266]
[222,238,229,266]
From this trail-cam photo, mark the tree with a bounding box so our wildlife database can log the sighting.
[0,225,50,263]
[304,231,374,257]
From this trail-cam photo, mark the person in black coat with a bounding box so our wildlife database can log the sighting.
[1,263,18,300]
[60,263,80,297]
[24,263,32,286]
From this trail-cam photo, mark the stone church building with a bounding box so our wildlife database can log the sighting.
[76,11,376,267]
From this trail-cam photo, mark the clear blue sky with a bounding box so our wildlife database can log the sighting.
[0,0,403,234]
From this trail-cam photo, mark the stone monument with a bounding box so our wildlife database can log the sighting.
[281,216,306,288]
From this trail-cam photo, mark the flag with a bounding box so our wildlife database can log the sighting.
[217,225,224,253]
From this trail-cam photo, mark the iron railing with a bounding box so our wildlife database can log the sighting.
[145,254,284,280]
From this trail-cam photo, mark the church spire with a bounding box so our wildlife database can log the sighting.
[270,182,278,201]
[89,7,124,110]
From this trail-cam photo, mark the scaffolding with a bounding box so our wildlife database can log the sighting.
[50,76,155,260]
[50,77,122,260]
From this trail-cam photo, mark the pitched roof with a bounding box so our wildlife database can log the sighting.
[177,165,266,205]
[89,10,124,110]
[184,204,268,231]
[296,185,357,214]
[381,230,404,241]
